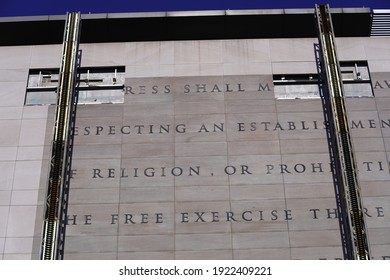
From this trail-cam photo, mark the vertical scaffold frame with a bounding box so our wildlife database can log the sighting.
[40,12,81,260]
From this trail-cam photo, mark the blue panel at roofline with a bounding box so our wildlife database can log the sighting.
[1,0,389,17]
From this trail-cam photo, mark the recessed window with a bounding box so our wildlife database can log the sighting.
[273,61,373,99]
[274,74,322,99]
[25,66,125,105]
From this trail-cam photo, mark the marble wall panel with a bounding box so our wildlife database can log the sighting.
[176,233,231,251]
[173,156,229,187]
[0,147,17,161]
[13,160,42,190]
[174,64,201,77]
[0,162,15,191]
[200,40,223,64]
[227,155,283,185]
[175,185,230,202]
[122,143,174,158]
[232,232,289,249]
[118,235,174,252]
[368,61,390,73]
[284,183,336,199]
[76,104,123,118]
[280,139,329,154]
[230,184,285,201]
[127,42,160,65]
[174,41,200,64]
[175,201,231,234]
[370,245,390,260]
[72,144,122,159]
[10,190,39,206]
[228,140,280,156]
[118,202,174,236]
[159,41,174,65]
[364,37,390,60]
[199,63,224,76]
[226,113,279,142]
[68,188,119,205]
[30,45,62,68]
[371,72,390,98]
[286,198,340,231]
[0,46,31,70]
[70,158,121,189]
[80,43,126,67]
[65,236,118,253]
[175,142,227,157]
[3,237,33,254]
[65,204,120,237]
[361,181,390,197]
[233,248,291,260]
[123,102,173,118]
[16,146,44,161]
[0,120,21,146]
[223,75,274,100]
[175,101,225,115]
[230,200,289,232]
[276,99,323,113]
[290,246,343,260]
[124,77,174,104]
[73,117,123,145]
[226,99,276,114]
[289,230,342,248]
[0,82,26,107]
[366,228,390,246]
[276,112,328,140]
[6,206,36,237]
[351,137,385,152]
[0,191,11,206]
[362,197,390,228]
[223,39,270,64]
[347,110,383,138]
[118,251,174,260]
[0,206,9,237]
[335,37,367,61]
[223,63,272,76]
[119,157,175,187]
[0,69,28,83]
[375,97,390,112]
[0,107,23,120]
[280,153,334,184]
[172,76,224,102]
[0,237,4,257]
[120,186,174,203]
[2,254,32,260]
[378,110,390,137]
[345,97,377,111]
[176,250,232,260]
[18,119,47,146]
[66,253,118,260]
[271,61,317,74]
[269,38,317,62]
[355,152,390,181]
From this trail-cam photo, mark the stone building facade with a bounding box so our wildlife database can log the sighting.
[0,8,389,259]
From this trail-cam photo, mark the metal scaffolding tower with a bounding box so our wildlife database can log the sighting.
[315,4,370,260]
[40,12,81,260]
